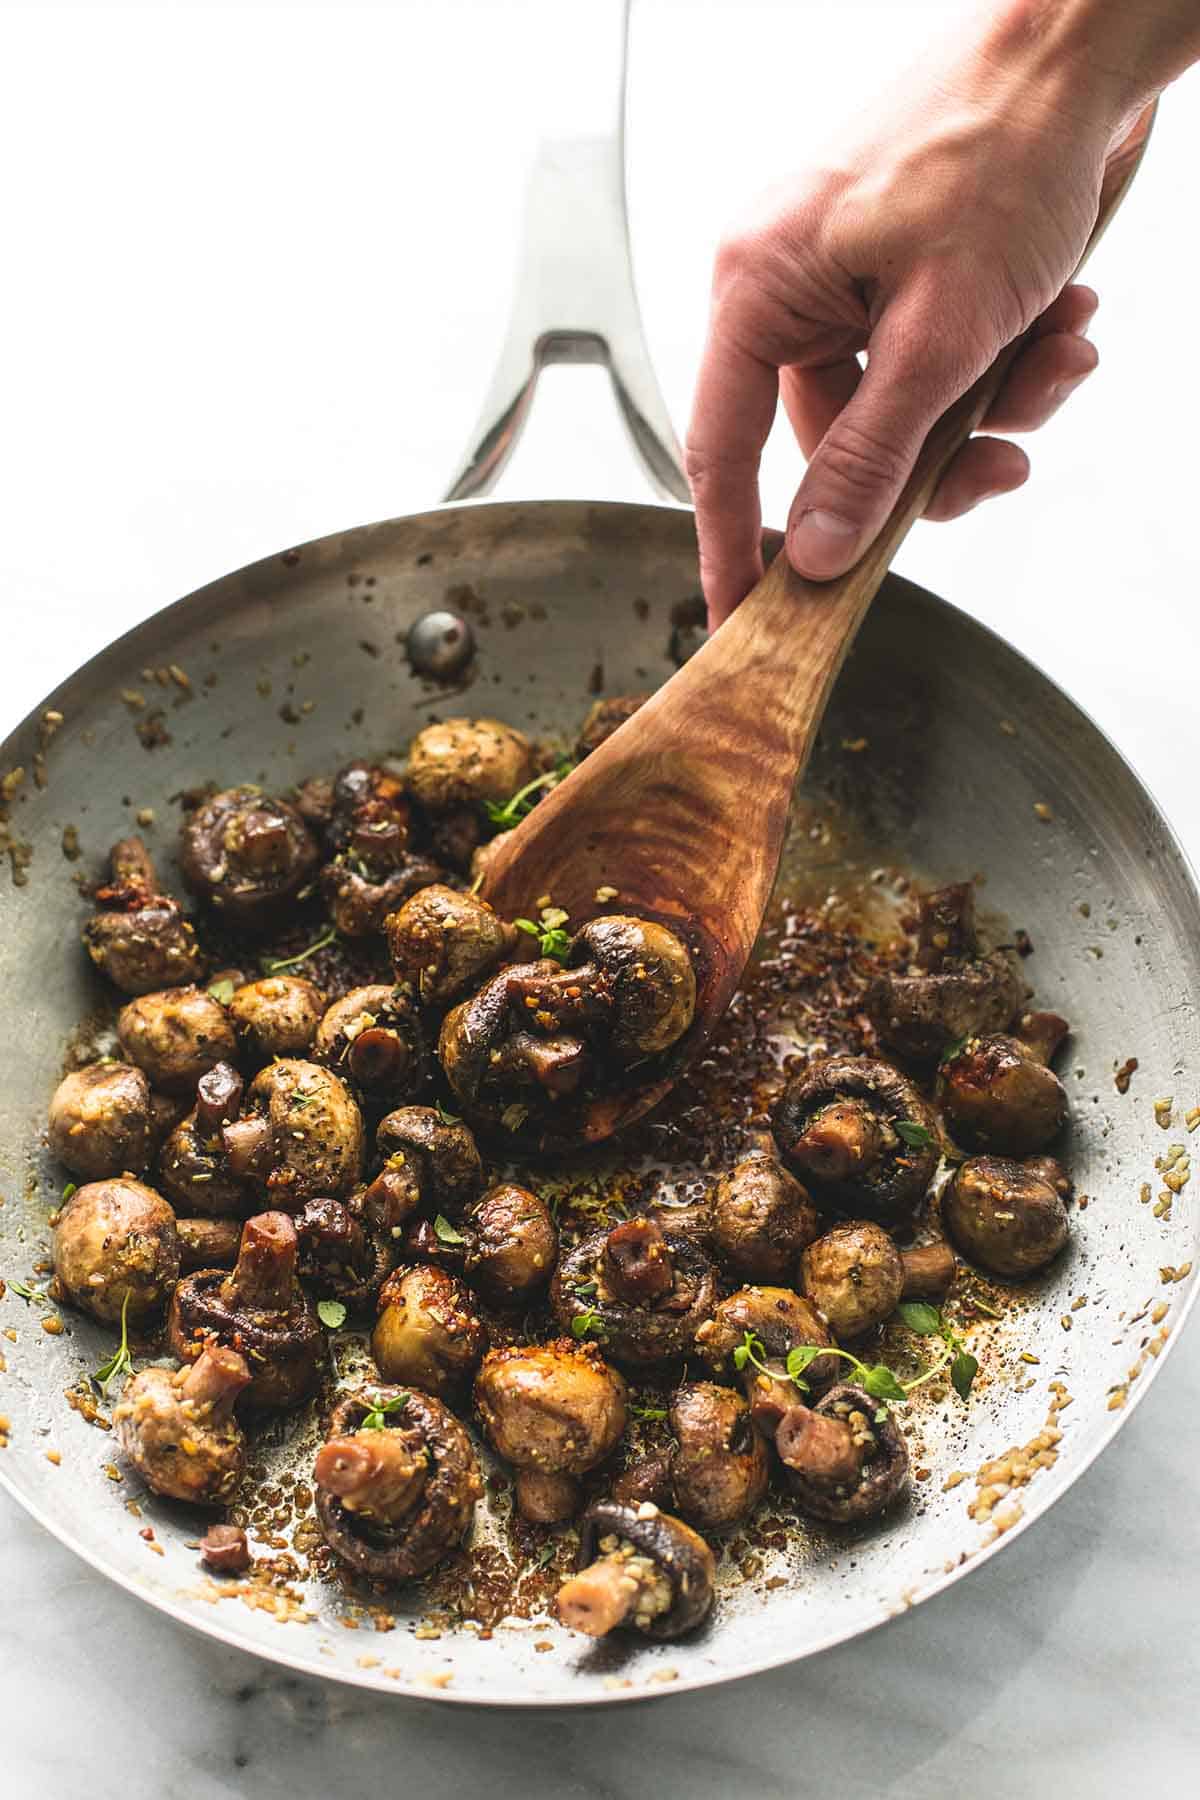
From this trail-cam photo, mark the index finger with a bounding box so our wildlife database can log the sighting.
[685,328,779,628]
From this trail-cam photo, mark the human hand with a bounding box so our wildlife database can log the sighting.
[685,4,1163,625]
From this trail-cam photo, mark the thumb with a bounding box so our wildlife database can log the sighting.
[787,298,991,581]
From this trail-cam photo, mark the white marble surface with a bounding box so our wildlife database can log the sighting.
[3,0,1200,1788]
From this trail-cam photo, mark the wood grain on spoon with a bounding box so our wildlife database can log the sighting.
[481,105,1154,1146]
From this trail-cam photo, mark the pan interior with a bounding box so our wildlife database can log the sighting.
[1,500,1196,1704]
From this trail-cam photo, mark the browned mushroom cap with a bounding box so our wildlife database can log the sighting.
[514,1469,582,1524]
[463,1183,558,1307]
[326,761,413,864]
[645,1195,715,1249]
[52,1178,180,1323]
[551,1224,716,1370]
[363,1105,483,1236]
[711,1154,820,1282]
[246,1060,364,1206]
[575,694,651,759]
[312,984,428,1104]
[226,976,325,1063]
[669,1382,768,1532]
[177,1215,242,1271]
[314,1386,482,1581]
[405,717,536,814]
[386,884,518,1008]
[777,1382,909,1524]
[695,1285,837,1426]
[943,1155,1070,1278]
[84,836,206,996]
[158,1109,249,1217]
[371,1264,487,1398]
[320,853,447,941]
[571,916,697,1058]
[475,1339,628,1478]
[914,883,978,971]
[116,987,239,1096]
[559,1503,715,1640]
[179,786,320,933]
[939,1031,1068,1156]
[426,807,484,874]
[114,1346,250,1505]
[294,1195,390,1308]
[49,1063,153,1180]
[773,1056,939,1222]
[166,1211,325,1412]
[868,890,1023,1063]
[801,1221,904,1339]
[610,1453,675,1512]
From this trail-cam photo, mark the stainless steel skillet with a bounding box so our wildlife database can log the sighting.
[1,5,1198,1709]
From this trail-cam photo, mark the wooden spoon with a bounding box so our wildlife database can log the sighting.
[481,104,1155,1147]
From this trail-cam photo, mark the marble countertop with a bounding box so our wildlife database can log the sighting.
[3,1,1200,1789]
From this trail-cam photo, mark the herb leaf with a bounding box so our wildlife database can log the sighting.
[361,1390,409,1430]
[260,924,337,977]
[485,761,574,832]
[8,1279,47,1305]
[896,1300,943,1336]
[207,977,236,1005]
[939,1035,969,1065]
[514,906,573,964]
[435,1104,461,1125]
[61,1182,78,1204]
[862,1363,907,1403]
[317,1298,347,1330]
[785,1344,823,1387]
[630,1404,668,1422]
[433,1214,467,1247]
[571,1307,606,1341]
[93,1291,134,1396]
[732,1330,769,1375]
[951,1350,979,1401]
[895,1120,935,1150]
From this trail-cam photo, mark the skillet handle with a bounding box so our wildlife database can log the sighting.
[441,0,688,505]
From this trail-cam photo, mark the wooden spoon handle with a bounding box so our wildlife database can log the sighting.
[715,101,1157,762]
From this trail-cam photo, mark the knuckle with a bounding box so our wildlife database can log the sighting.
[815,417,908,501]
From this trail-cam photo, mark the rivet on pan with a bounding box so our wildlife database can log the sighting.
[406,610,475,680]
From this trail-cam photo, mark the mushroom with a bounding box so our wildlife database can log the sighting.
[942,1154,1071,1278]
[320,852,445,940]
[645,1195,715,1249]
[159,1108,249,1217]
[314,1385,482,1581]
[556,1502,715,1640]
[696,1285,837,1430]
[801,1222,956,1338]
[571,916,696,1060]
[294,1195,390,1308]
[610,1454,675,1512]
[360,1105,483,1239]
[313,984,428,1105]
[426,807,484,874]
[669,1382,769,1532]
[866,884,1022,1060]
[371,1264,487,1398]
[405,717,535,814]
[243,1060,364,1206]
[325,760,413,864]
[551,1219,716,1370]
[179,786,320,933]
[52,1177,180,1323]
[385,884,517,1008]
[463,1183,558,1307]
[177,1215,242,1271]
[710,1154,820,1281]
[114,1345,250,1505]
[48,1062,153,1180]
[167,1211,324,1412]
[938,1011,1069,1155]
[199,1523,252,1573]
[226,976,325,1063]
[475,1339,628,1523]
[575,693,650,759]
[776,1382,910,1523]
[773,1055,939,1222]
[83,836,205,996]
[116,986,239,1095]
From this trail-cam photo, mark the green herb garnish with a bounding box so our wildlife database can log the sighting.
[533,1541,559,1571]
[433,1214,467,1246]
[317,1298,347,1330]
[93,1292,134,1396]
[895,1120,935,1150]
[939,1035,969,1065]
[630,1404,669,1422]
[485,761,574,832]
[260,924,337,976]
[207,977,236,1005]
[61,1182,77,1204]
[732,1330,771,1376]
[571,1307,606,1341]
[435,1104,462,1126]
[8,1279,47,1304]
[501,1103,530,1132]
[361,1390,409,1430]
[514,904,572,963]
[896,1300,979,1400]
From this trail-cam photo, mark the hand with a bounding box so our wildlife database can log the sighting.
[685,8,1152,625]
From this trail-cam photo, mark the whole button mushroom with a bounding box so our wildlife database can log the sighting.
[475,1338,628,1523]
[575,694,650,760]
[360,1105,483,1239]
[463,1183,558,1307]
[556,1502,716,1641]
[313,984,428,1106]
[938,1011,1069,1156]
[866,884,1022,1061]
[386,884,517,1008]
[801,1221,956,1339]
[405,717,536,815]
[114,1345,250,1505]
[294,1195,390,1309]
[157,1061,249,1216]
[669,1382,769,1533]
[551,1218,716,1371]
[242,1060,364,1207]
[177,1216,242,1271]
[772,1055,939,1223]
[710,1154,820,1281]
[371,1265,487,1399]
[321,851,445,940]
[167,1211,324,1412]
[180,786,320,933]
[52,1178,180,1323]
[943,1154,1072,1278]
[776,1382,910,1524]
[315,1386,482,1581]
[83,836,205,996]
[48,1063,153,1181]
[696,1285,838,1430]
[116,986,239,1096]
[226,976,325,1063]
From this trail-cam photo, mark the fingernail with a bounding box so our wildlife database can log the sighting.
[1053,369,1093,404]
[789,508,859,578]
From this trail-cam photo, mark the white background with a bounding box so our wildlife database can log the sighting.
[2,1,1199,1791]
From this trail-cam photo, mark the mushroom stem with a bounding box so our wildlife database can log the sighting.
[220,1212,297,1312]
[235,809,292,874]
[1014,1010,1069,1066]
[514,1468,579,1523]
[498,1031,591,1095]
[900,1241,957,1299]
[196,1061,245,1134]
[179,1345,251,1418]
[314,1429,428,1524]
[555,1549,668,1639]
[346,1027,408,1088]
[788,1100,885,1183]
[775,1404,862,1483]
[221,1114,273,1179]
[746,1363,800,1435]
[178,1217,243,1271]
[916,883,976,971]
[603,1217,674,1304]
[362,1162,422,1233]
